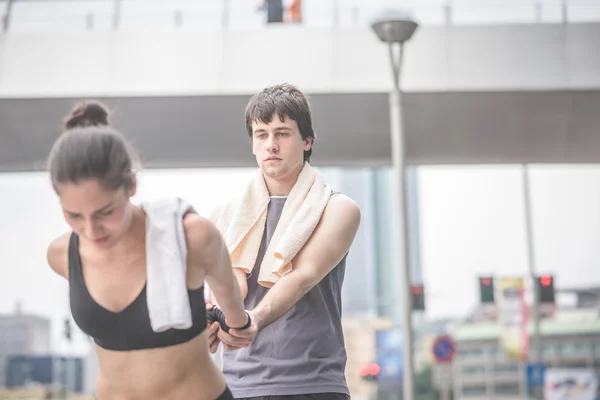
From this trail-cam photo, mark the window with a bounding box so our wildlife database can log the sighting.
[459,348,485,358]
[561,341,591,356]
[542,342,559,357]
[461,366,486,375]
[488,345,504,358]
[559,361,589,369]
[493,383,520,396]
[493,364,520,373]
[462,385,486,397]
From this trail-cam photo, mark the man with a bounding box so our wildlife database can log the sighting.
[208,83,361,399]
[258,0,284,24]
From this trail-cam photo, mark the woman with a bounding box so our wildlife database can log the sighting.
[46,101,248,400]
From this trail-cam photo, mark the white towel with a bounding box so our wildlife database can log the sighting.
[142,197,195,333]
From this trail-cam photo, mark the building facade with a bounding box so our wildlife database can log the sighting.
[0,313,51,387]
[451,313,600,400]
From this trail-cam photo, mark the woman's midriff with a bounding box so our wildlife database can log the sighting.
[94,331,227,400]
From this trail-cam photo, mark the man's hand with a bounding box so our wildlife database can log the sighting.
[207,317,242,353]
[207,321,221,354]
[218,310,259,351]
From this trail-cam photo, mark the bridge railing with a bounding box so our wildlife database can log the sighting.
[1,0,599,33]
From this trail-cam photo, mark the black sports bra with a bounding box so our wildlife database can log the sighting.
[67,233,207,351]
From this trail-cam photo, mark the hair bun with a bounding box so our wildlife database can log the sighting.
[63,101,110,130]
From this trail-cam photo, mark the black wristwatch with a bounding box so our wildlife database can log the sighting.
[207,307,251,333]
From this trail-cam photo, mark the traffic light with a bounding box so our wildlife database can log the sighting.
[536,275,555,304]
[360,363,380,382]
[478,276,495,304]
[411,284,425,311]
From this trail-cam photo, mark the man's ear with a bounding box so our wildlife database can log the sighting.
[304,136,313,151]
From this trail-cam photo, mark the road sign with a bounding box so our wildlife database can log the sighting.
[526,362,547,388]
[432,335,456,363]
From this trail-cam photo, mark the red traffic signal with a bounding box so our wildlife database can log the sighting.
[359,365,369,377]
[411,284,426,311]
[369,363,380,376]
[540,275,553,287]
[411,285,423,295]
[478,276,495,304]
[536,275,556,304]
[360,363,380,381]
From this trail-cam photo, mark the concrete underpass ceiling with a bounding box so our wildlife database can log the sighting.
[1,90,599,173]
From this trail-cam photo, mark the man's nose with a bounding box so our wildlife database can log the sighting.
[266,136,279,152]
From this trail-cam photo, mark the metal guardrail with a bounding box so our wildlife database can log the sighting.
[1,0,600,33]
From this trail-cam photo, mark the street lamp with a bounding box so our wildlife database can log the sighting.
[371,9,419,400]
[371,9,418,89]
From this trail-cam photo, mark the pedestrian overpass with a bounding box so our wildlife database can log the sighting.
[1,18,599,171]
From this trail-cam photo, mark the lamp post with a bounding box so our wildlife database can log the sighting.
[522,164,542,400]
[371,10,419,400]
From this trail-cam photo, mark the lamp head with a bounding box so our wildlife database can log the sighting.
[371,9,419,44]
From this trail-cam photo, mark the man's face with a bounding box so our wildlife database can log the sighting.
[251,114,312,180]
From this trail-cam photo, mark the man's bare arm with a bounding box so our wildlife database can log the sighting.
[233,268,248,300]
[251,194,360,331]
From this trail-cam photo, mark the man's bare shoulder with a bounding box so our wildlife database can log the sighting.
[309,193,361,246]
[47,232,71,279]
[322,193,361,225]
[290,193,361,284]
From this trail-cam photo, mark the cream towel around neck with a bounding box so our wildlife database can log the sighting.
[211,163,331,287]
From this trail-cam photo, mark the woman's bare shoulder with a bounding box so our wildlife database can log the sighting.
[47,232,71,279]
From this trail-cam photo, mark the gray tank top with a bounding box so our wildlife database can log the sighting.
[222,195,349,397]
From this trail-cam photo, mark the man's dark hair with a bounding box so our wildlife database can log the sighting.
[245,83,315,163]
